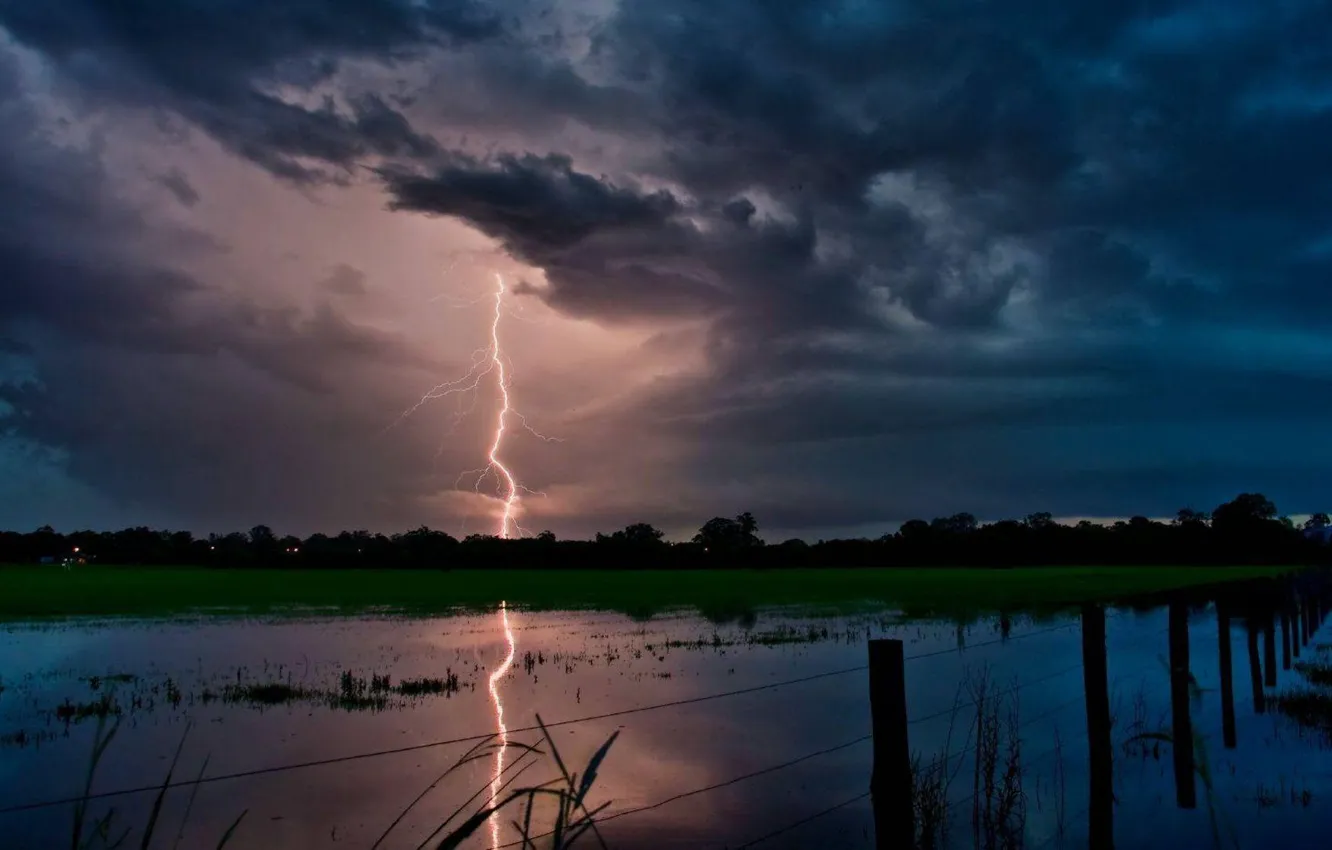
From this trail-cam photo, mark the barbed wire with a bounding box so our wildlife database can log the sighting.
[497,734,875,848]
[0,609,1124,817]
[0,664,869,816]
[732,791,872,848]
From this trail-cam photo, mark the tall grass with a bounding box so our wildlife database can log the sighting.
[907,670,1029,850]
[69,714,246,850]
[967,671,1025,850]
[69,710,615,850]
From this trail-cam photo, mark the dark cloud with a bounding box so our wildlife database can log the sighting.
[0,0,496,181]
[385,153,681,250]
[384,152,735,320]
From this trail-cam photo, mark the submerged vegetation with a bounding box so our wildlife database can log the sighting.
[7,668,473,739]
[910,670,1033,850]
[1275,646,1332,740]
[1293,654,1332,687]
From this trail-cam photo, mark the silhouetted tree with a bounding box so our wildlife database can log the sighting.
[1174,508,1210,527]
[1212,493,1278,533]
[597,523,666,547]
[693,514,762,554]
[1025,512,1056,530]
[931,512,978,535]
[898,519,931,541]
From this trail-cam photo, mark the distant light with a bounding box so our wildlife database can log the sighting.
[72,547,80,553]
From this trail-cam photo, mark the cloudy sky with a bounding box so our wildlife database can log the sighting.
[1,0,1330,540]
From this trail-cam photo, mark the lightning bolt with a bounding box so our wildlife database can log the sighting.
[395,270,558,538]
[486,273,520,539]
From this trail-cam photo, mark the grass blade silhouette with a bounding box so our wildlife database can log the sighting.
[214,810,247,849]
[172,755,211,850]
[575,732,619,809]
[435,792,528,850]
[371,737,506,849]
[141,724,191,849]
[72,714,121,850]
[412,747,548,850]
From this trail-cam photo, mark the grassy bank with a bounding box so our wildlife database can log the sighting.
[0,564,1294,622]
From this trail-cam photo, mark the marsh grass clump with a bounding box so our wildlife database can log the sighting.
[55,693,120,723]
[397,669,460,697]
[1274,646,1332,741]
[1254,779,1314,809]
[745,624,833,646]
[221,682,316,706]
[1272,688,1332,738]
[911,753,950,850]
[333,671,390,711]
[1293,661,1332,687]
[1293,646,1332,687]
[1,729,32,748]
[212,666,465,712]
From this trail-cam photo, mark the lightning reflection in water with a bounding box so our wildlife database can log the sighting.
[487,601,517,849]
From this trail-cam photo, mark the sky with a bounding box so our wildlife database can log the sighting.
[1,0,1331,541]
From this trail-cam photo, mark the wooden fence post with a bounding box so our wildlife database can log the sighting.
[1281,608,1292,671]
[1303,596,1313,646]
[1296,597,1304,645]
[1169,602,1196,809]
[1217,604,1237,749]
[869,639,913,850]
[1264,614,1278,688]
[1247,620,1265,715]
[1082,605,1113,849]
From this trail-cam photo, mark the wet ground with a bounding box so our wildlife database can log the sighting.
[1,576,1330,849]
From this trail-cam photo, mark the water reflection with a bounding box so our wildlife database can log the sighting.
[0,573,1329,848]
[487,601,516,850]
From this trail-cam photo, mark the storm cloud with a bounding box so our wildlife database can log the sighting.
[2,0,1332,537]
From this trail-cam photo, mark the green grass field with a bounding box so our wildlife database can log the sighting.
[0,564,1295,622]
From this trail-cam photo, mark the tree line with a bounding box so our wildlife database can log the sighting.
[1,493,1328,570]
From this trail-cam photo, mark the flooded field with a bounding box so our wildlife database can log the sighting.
[2,576,1330,849]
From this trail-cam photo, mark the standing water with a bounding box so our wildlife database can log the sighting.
[1,576,1330,849]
